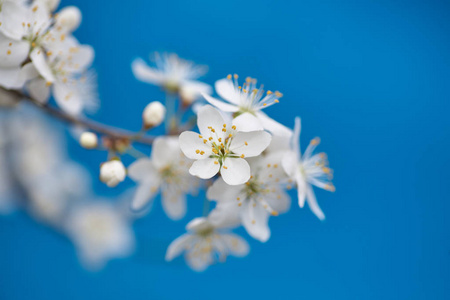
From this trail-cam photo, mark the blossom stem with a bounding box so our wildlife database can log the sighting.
[3,88,155,146]
[202,197,210,217]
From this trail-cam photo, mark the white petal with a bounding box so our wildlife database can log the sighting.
[232,112,263,132]
[215,78,241,105]
[241,201,271,242]
[165,234,192,261]
[256,111,293,137]
[208,202,242,229]
[131,180,159,211]
[306,185,325,220]
[189,158,220,179]
[197,105,228,138]
[0,63,37,90]
[206,177,242,203]
[161,185,187,220]
[30,47,55,82]
[127,158,154,181]
[202,93,239,112]
[229,131,271,158]
[62,44,94,73]
[52,82,83,115]
[220,157,250,185]
[151,136,181,169]
[0,33,29,68]
[266,189,291,214]
[186,217,210,232]
[178,131,213,160]
[181,80,212,96]
[296,172,307,208]
[185,249,211,272]
[27,78,50,104]
[131,58,164,85]
[0,2,28,40]
[292,117,301,159]
[281,151,298,178]
[221,233,250,256]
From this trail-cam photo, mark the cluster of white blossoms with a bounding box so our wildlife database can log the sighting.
[0,1,335,272]
[0,0,97,115]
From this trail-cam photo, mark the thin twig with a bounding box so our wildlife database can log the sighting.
[3,88,155,146]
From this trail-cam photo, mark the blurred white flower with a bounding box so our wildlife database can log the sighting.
[65,202,135,270]
[202,75,292,136]
[132,52,211,101]
[282,117,335,220]
[179,105,271,185]
[165,217,249,271]
[207,152,291,242]
[128,136,199,220]
[142,101,166,128]
[100,160,126,188]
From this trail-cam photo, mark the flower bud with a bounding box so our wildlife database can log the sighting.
[142,101,166,128]
[179,86,199,105]
[79,132,98,149]
[100,160,126,187]
[55,6,82,32]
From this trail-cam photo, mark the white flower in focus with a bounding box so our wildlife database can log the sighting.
[132,52,211,101]
[282,117,335,220]
[79,131,98,149]
[202,75,292,136]
[100,160,126,188]
[179,105,272,185]
[165,217,249,271]
[128,136,199,220]
[65,202,135,270]
[142,101,166,128]
[207,152,291,242]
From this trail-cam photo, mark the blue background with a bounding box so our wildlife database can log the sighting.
[1,0,449,299]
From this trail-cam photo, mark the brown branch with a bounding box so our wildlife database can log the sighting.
[2,88,155,146]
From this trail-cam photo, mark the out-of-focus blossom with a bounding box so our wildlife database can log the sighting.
[100,160,126,188]
[282,117,335,220]
[165,216,249,271]
[207,152,291,242]
[128,136,199,220]
[179,105,271,185]
[132,52,211,102]
[142,101,166,128]
[202,75,292,136]
[65,201,135,270]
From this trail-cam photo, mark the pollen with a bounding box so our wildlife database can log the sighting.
[238,203,242,207]
[198,135,202,138]
[245,142,248,146]
[223,124,226,128]
[46,81,52,87]
[267,164,271,167]
[233,74,238,79]
[228,134,233,138]
[227,74,232,79]
[208,137,213,141]
[218,138,222,142]
[274,164,278,168]
[311,137,321,145]
[46,51,53,56]
[6,50,11,55]
[274,99,279,103]
[263,103,267,106]
[8,42,12,46]
[195,150,200,154]
[251,220,256,224]
[200,151,205,155]
[32,6,38,12]
[232,125,236,130]
[223,166,228,169]
[271,211,279,216]
[214,161,219,165]
[275,91,283,97]
[203,139,207,144]
[237,197,240,201]
[222,128,226,132]
[267,90,273,95]
[240,154,245,158]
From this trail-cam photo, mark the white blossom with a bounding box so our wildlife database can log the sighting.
[100,160,126,188]
[282,117,335,220]
[207,152,291,242]
[128,136,199,220]
[142,101,166,128]
[132,52,211,101]
[202,74,292,136]
[165,217,249,271]
[179,105,272,185]
[65,201,135,270]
